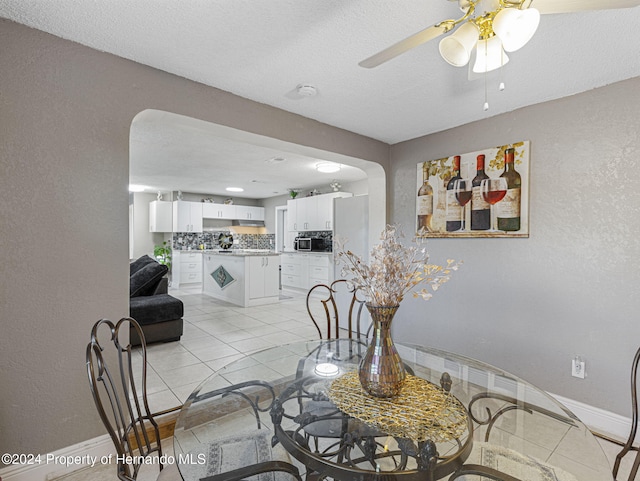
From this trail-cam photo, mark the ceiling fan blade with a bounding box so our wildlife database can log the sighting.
[532,0,640,14]
[359,22,453,68]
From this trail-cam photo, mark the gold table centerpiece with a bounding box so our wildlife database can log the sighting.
[328,371,469,443]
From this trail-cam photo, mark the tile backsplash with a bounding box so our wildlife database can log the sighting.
[172,231,274,250]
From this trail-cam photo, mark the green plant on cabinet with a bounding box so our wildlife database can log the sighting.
[154,241,172,270]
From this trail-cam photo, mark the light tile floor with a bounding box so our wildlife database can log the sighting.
[139,286,320,416]
[57,286,633,480]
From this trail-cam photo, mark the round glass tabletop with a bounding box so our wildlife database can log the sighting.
[173,339,613,481]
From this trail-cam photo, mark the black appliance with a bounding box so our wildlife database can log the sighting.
[295,237,325,252]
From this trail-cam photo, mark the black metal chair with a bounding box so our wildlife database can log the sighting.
[306,279,370,341]
[86,317,182,481]
[613,346,640,481]
[88,318,301,481]
[302,280,383,460]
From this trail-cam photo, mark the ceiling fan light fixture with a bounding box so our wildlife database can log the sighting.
[438,21,480,67]
[493,7,540,52]
[472,35,509,73]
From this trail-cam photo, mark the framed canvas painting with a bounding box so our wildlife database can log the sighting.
[416,141,530,238]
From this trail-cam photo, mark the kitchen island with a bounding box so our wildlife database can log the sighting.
[202,250,280,307]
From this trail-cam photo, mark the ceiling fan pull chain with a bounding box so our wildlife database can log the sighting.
[483,73,490,111]
[499,47,506,91]
[483,41,490,111]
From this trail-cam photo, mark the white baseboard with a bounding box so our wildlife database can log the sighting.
[0,434,115,481]
[551,392,633,443]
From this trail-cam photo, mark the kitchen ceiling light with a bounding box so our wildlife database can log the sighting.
[265,156,286,164]
[316,162,341,173]
[128,184,146,192]
[226,187,244,192]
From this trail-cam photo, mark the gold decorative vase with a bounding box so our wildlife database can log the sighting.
[359,304,406,398]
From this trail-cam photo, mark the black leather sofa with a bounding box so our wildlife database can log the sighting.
[129,255,184,346]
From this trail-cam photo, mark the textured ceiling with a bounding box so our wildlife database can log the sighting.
[3,0,640,197]
[129,110,370,199]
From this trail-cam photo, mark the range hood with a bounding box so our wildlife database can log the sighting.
[233,219,265,227]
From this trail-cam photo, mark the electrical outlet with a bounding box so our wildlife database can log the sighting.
[571,357,586,379]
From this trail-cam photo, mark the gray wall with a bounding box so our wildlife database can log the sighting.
[3,12,637,459]
[389,77,640,416]
[0,19,388,457]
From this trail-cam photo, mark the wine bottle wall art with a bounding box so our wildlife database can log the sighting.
[415,141,530,238]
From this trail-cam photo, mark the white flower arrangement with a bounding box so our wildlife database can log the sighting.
[335,225,461,306]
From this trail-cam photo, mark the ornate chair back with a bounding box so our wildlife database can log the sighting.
[306,279,370,341]
[613,346,640,481]
[86,317,179,481]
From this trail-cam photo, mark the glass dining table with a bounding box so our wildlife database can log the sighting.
[172,339,613,481]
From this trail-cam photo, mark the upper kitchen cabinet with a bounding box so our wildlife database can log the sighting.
[149,200,173,232]
[286,199,298,232]
[172,200,203,232]
[314,193,351,230]
[235,205,265,221]
[287,192,352,231]
[202,203,237,220]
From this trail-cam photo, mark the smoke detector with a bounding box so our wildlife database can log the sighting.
[296,84,317,97]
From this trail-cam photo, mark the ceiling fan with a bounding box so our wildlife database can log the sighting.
[359,0,640,72]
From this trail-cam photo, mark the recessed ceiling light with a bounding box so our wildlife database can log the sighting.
[226,187,244,192]
[316,162,341,174]
[128,184,146,192]
[265,157,286,164]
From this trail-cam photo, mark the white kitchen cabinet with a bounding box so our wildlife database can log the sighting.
[172,201,203,232]
[281,253,306,288]
[202,203,237,219]
[313,192,352,230]
[248,255,280,300]
[236,205,265,221]
[281,252,333,290]
[203,253,245,306]
[287,192,352,232]
[286,199,298,232]
[149,201,173,232]
[308,253,331,286]
[203,253,280,307]
[315,193,350,230]
[172,251,203,287]
[295,196,313,231]
[287,197,310,231]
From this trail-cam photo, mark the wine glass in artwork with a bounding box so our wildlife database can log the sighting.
[480,178,508,232]
[453,179,472,232]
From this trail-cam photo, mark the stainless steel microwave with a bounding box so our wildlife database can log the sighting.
[295,237,324,251]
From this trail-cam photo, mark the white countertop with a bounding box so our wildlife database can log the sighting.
[202,249,279,257]
[281,250,333,255]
